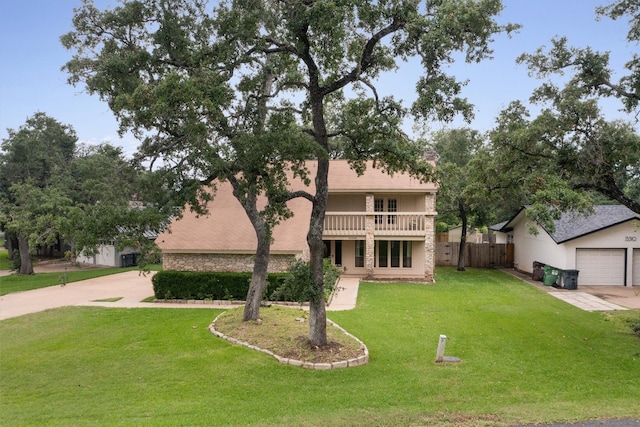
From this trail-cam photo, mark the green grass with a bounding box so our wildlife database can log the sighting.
[0,247,9,270]
[1,268,639,426]
[0,268,137,296]
[91,297,124,302]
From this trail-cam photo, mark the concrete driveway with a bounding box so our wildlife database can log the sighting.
[0,268,360,321]
[0,270,226,321]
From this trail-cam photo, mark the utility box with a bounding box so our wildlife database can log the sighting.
[561,270,579,290]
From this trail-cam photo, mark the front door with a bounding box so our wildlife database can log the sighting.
[335,240,342,266]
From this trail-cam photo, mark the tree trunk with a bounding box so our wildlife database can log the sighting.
[231,182,272,322]
[457,201,467,272]
[18,235,34,275]
[6,233,18,260]
[243,232,270,321]
[241,56,276,323]
[307,158,329,347]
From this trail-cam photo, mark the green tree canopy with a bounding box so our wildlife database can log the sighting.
[489,0,640,223]
[67,143,167,265]
[62,0,517,345]
[430,128,502,270]
[0,113,78,274]
[0,113,161,273]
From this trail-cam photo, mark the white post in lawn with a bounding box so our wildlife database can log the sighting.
[435,334,447,362]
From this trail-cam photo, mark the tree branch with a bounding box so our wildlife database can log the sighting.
[321,18,406,96]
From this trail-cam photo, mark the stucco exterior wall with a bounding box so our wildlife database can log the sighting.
[327,194,366,211]
[162,252,297,273]
[510,216,567,274]
[160,190,438,281]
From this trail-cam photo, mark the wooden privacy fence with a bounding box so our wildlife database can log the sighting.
[436,243,514,268]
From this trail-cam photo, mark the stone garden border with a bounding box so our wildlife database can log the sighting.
[209,311,369,370]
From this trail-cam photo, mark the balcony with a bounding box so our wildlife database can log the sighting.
[323,212,427,237]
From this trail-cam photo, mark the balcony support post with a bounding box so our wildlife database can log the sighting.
[365,194,375,279]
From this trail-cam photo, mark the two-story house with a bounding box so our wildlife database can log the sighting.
[155,160,437,281]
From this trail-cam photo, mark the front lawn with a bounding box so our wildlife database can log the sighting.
[0,247,9,270]
[0,264,162,296]
[0,268,137,296]
[1,268,639,426]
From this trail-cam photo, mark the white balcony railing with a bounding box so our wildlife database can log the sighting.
[324,213,366,235]
[323,212,427,236]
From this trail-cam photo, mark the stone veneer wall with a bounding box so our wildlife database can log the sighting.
[423,215,435,282]
[424,192,437,282]
[163,253,296,273]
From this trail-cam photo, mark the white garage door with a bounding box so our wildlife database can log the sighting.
[576,249,625,286]
[634,249,640,286]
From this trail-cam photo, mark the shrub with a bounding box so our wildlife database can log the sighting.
[152,271,288,301]
[269,259,340,303]
[10,250,20,271]
[629,316,640,337]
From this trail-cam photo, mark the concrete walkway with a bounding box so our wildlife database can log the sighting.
[549,292,631,311]
[328,276,360,311]
[0,271,361,321]
[500,268,636,311]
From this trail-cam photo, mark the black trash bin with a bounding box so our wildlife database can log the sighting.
[121,253,138,268]
[561,269,579,290]
[532,261,545,281]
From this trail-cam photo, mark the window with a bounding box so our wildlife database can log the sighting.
[374,199,384,224]
[391,240,400,267]
[355,240,364,267]
[374,240,413,269]
[375,198,397,225]
[378,240,388,267]
[387,199,397,225]
[403,241,412,267]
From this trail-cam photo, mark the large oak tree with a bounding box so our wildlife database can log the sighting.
[429,128,502,271]
[62,0,517,346]
[0,113,77,274]
[0,114,155,273]
[488,0,640,226]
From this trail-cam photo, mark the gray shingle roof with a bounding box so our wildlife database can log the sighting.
[549,205,638,243]
[489,221,508,231]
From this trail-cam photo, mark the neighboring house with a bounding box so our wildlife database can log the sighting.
[76,229,158,268]
[447,226,483,243]
[488,221,510,244]
[500,205,640,286]
[155,160,438,281]
[76,243,139,267]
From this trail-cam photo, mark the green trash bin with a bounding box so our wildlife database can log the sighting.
[542,266,561,287]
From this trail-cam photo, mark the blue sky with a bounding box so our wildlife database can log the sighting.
[0,0,635,156]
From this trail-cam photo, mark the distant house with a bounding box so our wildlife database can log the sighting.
[488,221,510,244]
[155,160,438,281]
[76,228,158,268]
[446,226,482,244]
[500,205,640,286]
